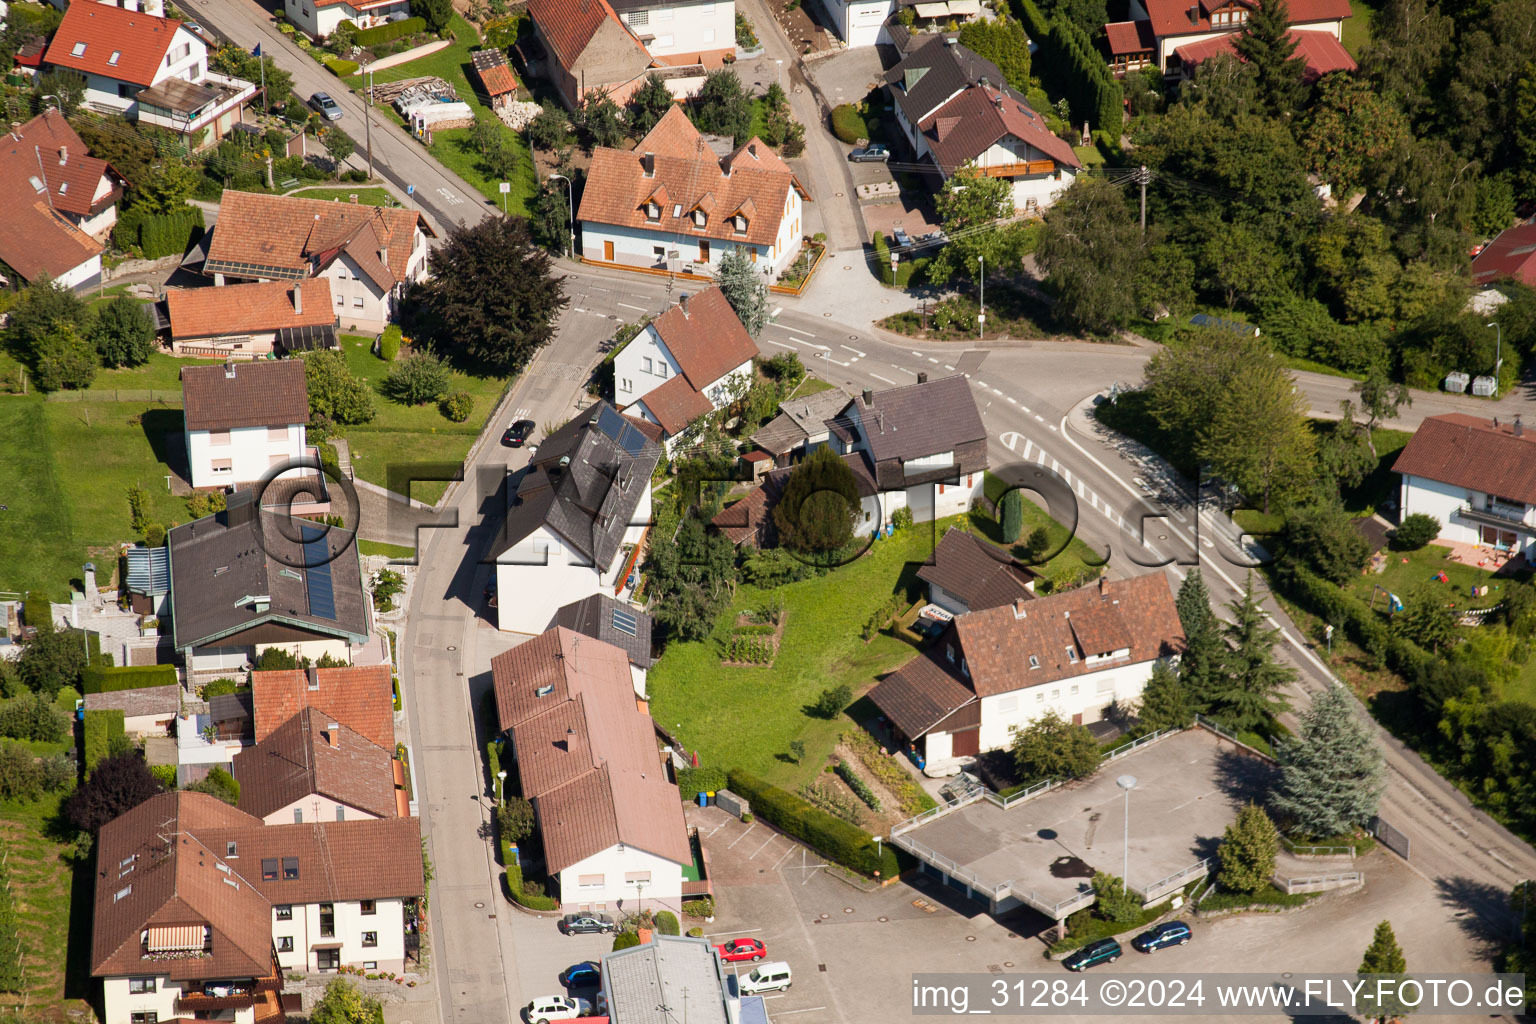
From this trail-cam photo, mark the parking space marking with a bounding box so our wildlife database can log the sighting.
[727,822,757,848]
[771,845,797,870]
[780,324,817,337]
[750,833,782,859]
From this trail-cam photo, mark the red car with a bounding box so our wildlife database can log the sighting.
[714,938,766,963]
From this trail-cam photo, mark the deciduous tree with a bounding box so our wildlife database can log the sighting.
[9,276,91,356]
[64,753,164,833]
[32,322,98,392]
[1270,685,1384,838]
[130,161,202,214]
[321,126,355,178]
[578,89,625,149]
[1391,585,1458,652]
[497,796,535,843]
[310,979,385,1024]
[526,101,572,151]
[925,166,1026,286]
[302,350,376,424]
[1297,73,1410,197]
[91,294,156,368]
[1009,709,1099,782]
[956,17,1031,91]
[1216,802,1277,894]
[1036,177,1145,334]
[185,766,241,805]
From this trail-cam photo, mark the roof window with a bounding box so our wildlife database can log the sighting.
[1066,646,1078,664]
[71,41,86,57]
[108,50,121,65]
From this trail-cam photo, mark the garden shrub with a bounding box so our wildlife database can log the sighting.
[24,591,52,629]
[682,897,715,917]
[687,926,704,937]
[379,324,403,361]
[654,910,680,935]
[830,104,867,144]
[726,769,899,878]
[612,931,641,951]
[201,678,243,699]
[676,767,727,802]
[1391,513,1440,551]
[144,522,166,547]
[874,230,894,285]
[82,665,176,694]
[504,861,557,910]
[323,58,359,77]
[149,764,178,788]
[440,391,473,422]
[352,16,425,44]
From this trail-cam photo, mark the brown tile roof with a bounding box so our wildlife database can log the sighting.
[1105,19,1156,53]
[204,190,430,289]
[167,279,335,341]
[232,707,399,820]
[493,627,690,872]
[919,83,1081,175]
[84,684,181,718]
[471,48,519,97]
[954,573,1184,696]
[1393,413,1536,505]
[180,359,309,432]
[45,2,182,87]
[197,816,424,904]
[916,527,1038,612]
[92,792,273,981]
[710,469,788,546]
[866,647,977,739]
[526,0,641,69]
[1172,28,1356,82]
[1472,221,1536,287]
[251,665,395,749]
[551,593,656,669]
[631,373,714,435]
[578,107,810,249]
[846,374,987,466]
[4,111,120,216]
[0,117,105,280]
[650,287,759,390]
[1143,0,1350,38]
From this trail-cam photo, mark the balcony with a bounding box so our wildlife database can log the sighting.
[174,991,257,1012]
[1456,504,1532,530]
[977,159,1056,178]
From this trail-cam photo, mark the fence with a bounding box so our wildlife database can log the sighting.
[984,776,1060,811]
[1132,857,1213,903]
[1193,714,1276,762]
[890,786,988,836]
[767,244,827,297]
[45,389,183,403]
[1274,871,1363,895]
[1277,833,1355,858]
[1102,726,1176,762]
[1371,816,1411,860]
[895,833,1099,920]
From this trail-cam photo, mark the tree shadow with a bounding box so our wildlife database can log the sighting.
[1435,874,1518,959]
[1210,745,1276,807]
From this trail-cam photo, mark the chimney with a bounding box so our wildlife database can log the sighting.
[1012,599,1027,619]
[679,292,690,317]
[291,285,302,314]
[917,371,928,384]
[224,360,237,379]
[641,151,655,177]
[123,0,138,10]
[748,142,758,159]
[58,145,67,166]
[307,666,320,691]
[862,388,873,406]
[1517,416,1525,438]
[224,488,256,528]
[1187,3,1199,22]
[979,76,990,90]
[1099,575,1108,598]
[944,36,957,45]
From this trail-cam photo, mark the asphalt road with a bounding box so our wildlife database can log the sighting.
[189,0,490,232]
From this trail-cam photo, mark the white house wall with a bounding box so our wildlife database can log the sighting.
[614,323,683,408]
[497,526,612,633]
[123,712,174,737]
[822,0,894,46]
[618,0,734,60]
[53,252,102,290]
[1399,473,1536,552]
[272,897,407,972]
[186,422,308,489]
[321,253,391,331]
[1010,168,1075,213]
[972,657,1162,752]
[259,791,383,826]
[101,976,205,1024]
[558,844,686,912]
[582,203,799,278]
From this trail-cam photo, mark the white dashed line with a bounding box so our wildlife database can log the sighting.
[616,301,647,312]
[780,324,817,337]
[840,344,866,356]
[870,373,899,385]
[763,338,799,349]
[1035,414,1046,423]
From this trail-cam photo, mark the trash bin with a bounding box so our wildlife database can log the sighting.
[697,791,708,808]
[705,790,715,806]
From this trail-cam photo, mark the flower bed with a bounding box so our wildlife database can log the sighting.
[772,240,826,294]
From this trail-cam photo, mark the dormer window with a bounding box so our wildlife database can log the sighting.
[960,658,969,678]
[71,41,86,57]
[693,209,706,228]
[946,644,955,663]
[733,215,747,234]
[671,203,682,218]
[645,202,660,222]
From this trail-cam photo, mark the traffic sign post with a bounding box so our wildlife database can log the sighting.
[498,180,510,216]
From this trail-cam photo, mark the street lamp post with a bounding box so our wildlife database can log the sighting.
[977,255,985,338]
[1116,774,1137,892]
[1487,321,1502,395]
[496,770,507,807]
[549,173,575,259]
[775,59,784,91]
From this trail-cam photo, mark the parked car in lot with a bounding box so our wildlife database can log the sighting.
[1132,921,1191,952]
[848,143,890,163]
[558,913,615,935]
[523,994,588,1023]
[559,961,602,989]
[1063,938,1121,971]
[309,91,343,120]
[714,937,767,963]
[737,961,792,995]
[502,418,535,447]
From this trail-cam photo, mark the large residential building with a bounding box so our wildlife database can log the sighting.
[494,403,660,633]
[886,37,1080,212]
[615,286,759,449]
[1393,413,1536,558]
[180,360,315,490]
[491,627,697,913]
[608,0,734,68]
[0,110,126,288]
[283,0,411,41]
[91,791,424,1024]
[45,1,255,152]
[165,279,338,359]
[200,191,435,332]
[1102,0,1351,74]
[579,106,811,279]
[868,573,1184,773]
[1166,27,1354,82]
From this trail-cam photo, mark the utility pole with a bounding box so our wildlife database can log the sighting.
[365,68,374,180]
[977,254,984,338]
[1138,165,1149,235]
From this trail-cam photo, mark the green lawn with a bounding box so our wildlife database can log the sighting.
[1072,143,1106,167]
[0,792,93,1019]
[350,15,537,214]
[1340,0,1380,58]
[787,375,836,399]
[1347,544,1507,616]
[337,334,509,505]
[648,522,946,790]
[286,186,399,206]
[89,351,207,393]
[358,539,417,559]
[978,471,1107,584]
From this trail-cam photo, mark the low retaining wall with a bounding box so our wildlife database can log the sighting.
[364,38,451,74]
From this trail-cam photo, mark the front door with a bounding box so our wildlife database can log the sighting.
[1072,713,1083,725]
[698,240,710,262]
[603,240,615,262]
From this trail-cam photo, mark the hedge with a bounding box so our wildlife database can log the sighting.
[1282,567,1432,679]
[323,58,360,77]
[1010,0,1051,44]
[83,709,125,772]
[830,104,867,144]
[727,769,899,878]
[654,910,680,935]
[504,860,558,911]
[353,15,425,45]
[82,664,177,695]
[873,231,894,285]
[113,206,205,260]
[24,590,51,630]
[676,766,726,802]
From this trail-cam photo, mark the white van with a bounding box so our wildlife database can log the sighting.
[737,961,792,995]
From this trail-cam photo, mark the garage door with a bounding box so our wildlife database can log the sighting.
[951,728,980,757]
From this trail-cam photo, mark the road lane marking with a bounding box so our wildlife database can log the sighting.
[1022,439,1034,459]
[764,338,799,349]
[1035,414,1046,422]
[870,373,898,385]
[840,344,866,356]
[616,301,647,312]
[780,324,817,337]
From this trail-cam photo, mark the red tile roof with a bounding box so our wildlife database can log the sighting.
[630,373,714,435]
[167,279,335,340]
[649,286,759,389]
[526,0,641,69]
[251,665,395,749]
[180,359,310,432]
[1472,221,1536,287]
[578,107,810,249]
[0,114,108,281]
[919,84,1081,175]
[45,2,184,87]
[1173,28,1355,81]
[1393,413,1536,505]
[6,111,120,215]
[1105,19,1157,53]
[1143,0,1350,38]
[471,48,519,97]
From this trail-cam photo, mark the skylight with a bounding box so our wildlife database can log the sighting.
[28,175,44,193]
[109,50,121,65]
[71,41,86,56]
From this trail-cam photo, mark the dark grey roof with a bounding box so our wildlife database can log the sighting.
[600,936,733,1024]
[842,375,986,466]
[167,503,369,650]
[84,685,180,718]
[501,402,661,569]
[552,594,655,668]
[885,36,1009,135]
[209,690,254,726]
[750,387,850,454]
[917,527,1038,612]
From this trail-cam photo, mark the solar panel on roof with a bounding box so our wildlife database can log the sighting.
[618,422,646,455]
[595,405,625,440]
[611,607,638,637]
[299,524,337,620]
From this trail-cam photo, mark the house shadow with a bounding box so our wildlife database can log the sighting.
[141,408,188,478]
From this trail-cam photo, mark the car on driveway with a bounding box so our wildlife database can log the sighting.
[848,143,889,163]
[309,91,343,120]
[892,227,913,248]
[1063,938,1121,971]
[1132,921,1191,953]
[559,961,602,989]
[502,419,535,447]
[523,994,588,1023]
[558,912,615,935]
[737,961,792,995]
[714,937,767,963]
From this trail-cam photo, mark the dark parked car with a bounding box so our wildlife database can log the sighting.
[1063,938,1121,971]
[557,913,615,935]
[309,91,343,120]
[892,227,913,248]
[848,143,890,163]
[502,419,535,447]
[1132,921,1191,953]
[559,961,602,989]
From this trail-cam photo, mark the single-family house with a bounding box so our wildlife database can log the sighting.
[608,0,734,68]
[251,664,396,748]
[868,573,1183,773]
[526,0,653,109]
[1169,27,1355,82]
[1472,221,1536,289]
[284,0,411,41]
[822,0,897,47]
[201,191,435,332]
[886,39,1080,213]
[84,682,180,736]
[602,935,770,1024]
[710,467,786,548]
[551,593,655,697]
[180,359,316,491]
[1102,0,1351,74]
[45,1,255,152]
[470,48,519,112]
[579,106,812,279]
[166,492,371,677]
[165,279,338,359]
[232,707,403,824]
[491,627,696,913]
[749,386,851,466]
[1393,413,1536,557]
[615,286,758,448]
[494,402,660,634]
[918,527,1038,616]
[826,374,988,529]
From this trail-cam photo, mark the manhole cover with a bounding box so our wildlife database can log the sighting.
[1004,961,1015,968]
[966,936,976,942]
[849,335,859,340]
[824,313,833,317]
[988,964,1002,973]
[820,913,830,919]
[843,907,853,914]
[447,645,457,652]
[474,902,484,909]
[878,916,888,922]
[834,192,844,197]
[818,964,827,973]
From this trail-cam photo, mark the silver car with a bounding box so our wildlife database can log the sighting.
[309,91,344,121]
